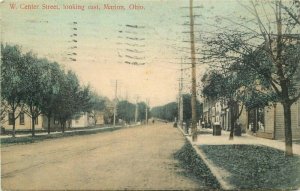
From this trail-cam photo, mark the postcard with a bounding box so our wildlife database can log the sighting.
[1,0,300,190]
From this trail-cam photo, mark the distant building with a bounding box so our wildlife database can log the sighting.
[203,98,248,133]
[2,108,105,133]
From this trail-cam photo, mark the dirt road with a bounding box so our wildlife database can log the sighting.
[2,122,208,190]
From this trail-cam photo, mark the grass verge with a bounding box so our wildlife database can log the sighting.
[201,144,300,190]
[173,141,221,189]
[1,127,124,146]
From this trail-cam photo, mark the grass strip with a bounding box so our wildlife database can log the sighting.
[201,144,300,190]
[1,127,123,146]
[174,141,221,189]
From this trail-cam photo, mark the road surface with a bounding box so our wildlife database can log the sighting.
[2,122,207,190]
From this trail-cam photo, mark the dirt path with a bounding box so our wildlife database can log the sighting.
[1,122,208,190]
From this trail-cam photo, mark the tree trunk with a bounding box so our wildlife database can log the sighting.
[62,121,65,133]
[12,113,16,138]
[229,104,235,140]
[32,117,35,137]
[68,120,71,128]
[47,116,51,134]
[283,103,293,156]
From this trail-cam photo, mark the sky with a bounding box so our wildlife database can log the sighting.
[1,0,243,107]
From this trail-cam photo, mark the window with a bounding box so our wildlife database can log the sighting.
[19,112,25,125]
[54,118,59,125]
[8,113,14,125]
[35,117,38,125]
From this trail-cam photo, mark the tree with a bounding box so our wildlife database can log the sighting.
[116,100,135,123]
[88,92,106,125]
[21,52,48,136]
[151,96,202,123]
[40,61,64,134]
[54,70,85,133]
[137,102,149,122]
[1,44,98,135]
[1,44,25,137]
[151,102,178,121]
[182,94,202,124]
[103,98,114,124]
[202,0,300,156]
[201,71,250,139]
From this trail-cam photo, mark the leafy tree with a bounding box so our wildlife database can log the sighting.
[151,102,177,122]
[137,101,150,122]
[103,98,114,124]
[1,44,99,135]
[1,44,25,137]
[202,71,248,139]
[21,53,49,136]
[117,100,136,123]
[88,92,106,125]
[182,94,202,123]
[40,61,64,134]
[163,102,178,122]
[151,97,202,123]
[55,70,81,133]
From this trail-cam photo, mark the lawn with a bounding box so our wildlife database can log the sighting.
[200,144,300,190]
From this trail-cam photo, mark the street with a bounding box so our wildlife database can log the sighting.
[1,122,207,190]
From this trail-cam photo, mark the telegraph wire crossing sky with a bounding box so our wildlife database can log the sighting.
[1,0,242,106]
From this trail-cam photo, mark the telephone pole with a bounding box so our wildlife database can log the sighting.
[113,80,118,127]
[145,98,149,125]
[180,58,184,128]
[189,0,198,141]
[135,96,139,123]
[178,58,184,128]
[178,80,181,124]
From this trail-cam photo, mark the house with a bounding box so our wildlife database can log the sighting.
[43,111,105,131]
[2,109,105,133]
[203,97,248,133]
[202,95,300,140]
[248,99,300,139]
[2,111,44,131]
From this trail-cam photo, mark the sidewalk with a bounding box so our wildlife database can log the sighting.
[192,128,300,156]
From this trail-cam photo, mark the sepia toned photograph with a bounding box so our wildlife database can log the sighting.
[1,0,300,190]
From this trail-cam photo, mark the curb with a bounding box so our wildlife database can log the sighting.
[177,126,189,136]
[177,127,235,190]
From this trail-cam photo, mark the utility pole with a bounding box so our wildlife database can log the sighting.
[135,96,139,123]
[145,99,148,125]
[178,58,184,128]
[189,0,198,141]
[178,80,181,124]
[180,58,184,128]
[113,80,118,127]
